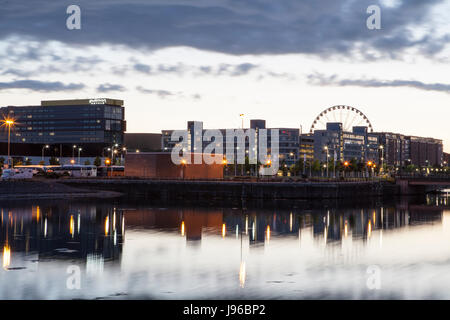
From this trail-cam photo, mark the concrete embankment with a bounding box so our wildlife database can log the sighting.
[59,178,400,201]
[0,179,121,200]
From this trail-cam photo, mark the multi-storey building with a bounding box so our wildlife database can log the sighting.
[0,98,126,157]
[313,123,379,163]
[299,134,314,163]
[162,120,300,166]
[376,133,443,167]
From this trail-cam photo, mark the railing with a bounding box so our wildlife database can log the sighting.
[395,173,450,180]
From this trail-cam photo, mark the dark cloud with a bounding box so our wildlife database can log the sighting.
[0,80,84,92]
[97,83,126,92]
[308,73,450,93]
[0,0,445,58]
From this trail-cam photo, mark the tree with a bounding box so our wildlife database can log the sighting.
[350,158,358,171]
[94,156,102,167]
[49,157,60,165]
[292,158,304,176]
[312,159,321,172]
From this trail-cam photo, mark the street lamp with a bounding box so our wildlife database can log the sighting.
[1,118,15,168]
[72,145,77,160]
[41,144,49,162]
[324,146,329,178]
[343,160,349,178]
[379,145,384,173]
[78,147,82,164]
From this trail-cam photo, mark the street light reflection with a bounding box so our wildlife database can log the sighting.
[105,216,109,235]
[222,223,226,238]
[181,221,185,237]
[69,215,74,238]
[3,245,10,270]
[239,261,246,288]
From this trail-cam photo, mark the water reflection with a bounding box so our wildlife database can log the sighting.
[0,194,448,299]
[0,203,124,268]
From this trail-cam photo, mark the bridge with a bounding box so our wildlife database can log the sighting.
[395,174,450,195]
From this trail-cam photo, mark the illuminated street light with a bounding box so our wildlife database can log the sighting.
[72,145,77,160]
[78,147,82,164]
[41,144,49,162]
[1,118,16,168]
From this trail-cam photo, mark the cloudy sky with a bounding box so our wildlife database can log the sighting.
[1,0,450,151]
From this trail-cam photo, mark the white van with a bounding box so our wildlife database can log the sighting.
[56,165,97,177]
[1,168,34,180]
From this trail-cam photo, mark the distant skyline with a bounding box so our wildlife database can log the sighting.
[1,0,449,152]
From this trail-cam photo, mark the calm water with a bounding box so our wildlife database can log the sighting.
[0,195,449,300]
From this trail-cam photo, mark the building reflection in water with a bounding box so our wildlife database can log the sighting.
[123,196,446,248]
[0,194,447,295]
[0,202,124,271]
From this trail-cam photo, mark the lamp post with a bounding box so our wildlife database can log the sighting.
[121,147,126,165]
[78,147,82,164]
[41,144,49,163]
[2,118,15,168]
[324,146,329,178]
[380,145,384,173]
[343,160,349,178]
[72,145,77,160]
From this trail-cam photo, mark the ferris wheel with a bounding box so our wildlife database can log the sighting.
[309,105,373,134]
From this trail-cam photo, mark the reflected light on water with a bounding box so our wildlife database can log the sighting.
[368,220,372,238]
[239,262,246,288]
[289,212,293,232]
[344,220,348,238]
[105,216,109,236]
[69,215,74,238]
[266,225,270,242]
[2,245,10,270]
[181,221,185,237]
[222,224,226,238]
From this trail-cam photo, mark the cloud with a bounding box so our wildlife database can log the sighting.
[217,63,258,76]
[136,86,201,99]
[133,63,152,74]
[97,83,126,92]
[307,73,450,93]
[0,0,446,58]
[136,86,175,98]
[0,80,84,92]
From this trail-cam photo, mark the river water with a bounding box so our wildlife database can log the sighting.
[0,194,449,300]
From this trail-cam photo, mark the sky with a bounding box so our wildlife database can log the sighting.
[1,0,449,151]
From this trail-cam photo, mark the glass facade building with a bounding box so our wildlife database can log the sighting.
[0,98,126,157]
